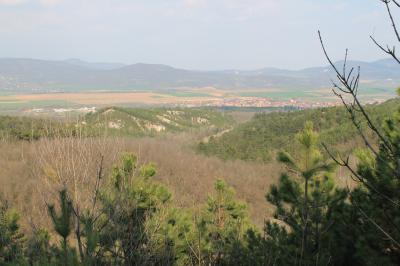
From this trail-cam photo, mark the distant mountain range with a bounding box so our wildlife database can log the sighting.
[0,58,399,93]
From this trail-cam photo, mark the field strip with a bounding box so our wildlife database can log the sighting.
[0,92,219,105]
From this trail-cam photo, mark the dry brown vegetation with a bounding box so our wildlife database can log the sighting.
[0,127,357,235]
[0,131,281,230]
[0,90,220,106]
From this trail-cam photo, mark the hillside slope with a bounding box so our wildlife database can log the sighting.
[0,58,399,92]
[198,98,400,161]
[0,107,233,140]
[79,107,233,137]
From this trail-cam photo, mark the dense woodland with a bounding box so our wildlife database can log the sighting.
[198,98,400,161]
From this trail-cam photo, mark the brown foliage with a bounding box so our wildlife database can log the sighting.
[0,132,281,230]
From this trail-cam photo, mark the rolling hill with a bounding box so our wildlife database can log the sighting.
[0,58,399,93]
[198,98,400,162]
[0,107,234,140]
[81,107,234,137]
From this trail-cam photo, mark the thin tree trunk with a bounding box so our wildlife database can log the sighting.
[315,200,320,266]
[63,237,68,266]
[300,176,309,266]
[75,207,84,262]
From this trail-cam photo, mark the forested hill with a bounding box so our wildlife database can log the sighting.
[0,107,233,140]
[198,98,400,161]
[82,107,233,137]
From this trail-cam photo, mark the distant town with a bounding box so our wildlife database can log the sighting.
[179,97,386,109]
[21,96,389,116]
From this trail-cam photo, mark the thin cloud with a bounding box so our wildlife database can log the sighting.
[184,0,206,8]
[0,0,393,69]
[0,0,62,6]
[39,0,62,6]
[0,0,26,5]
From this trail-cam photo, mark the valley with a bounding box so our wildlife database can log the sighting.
[0,86,395,115]
[1,99,389,227]
[2,94,397,215]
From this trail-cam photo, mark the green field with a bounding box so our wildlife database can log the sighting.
[159,91,212,97]
[236,90,316,100]
[236,87,396,101]
[0,99,73,112]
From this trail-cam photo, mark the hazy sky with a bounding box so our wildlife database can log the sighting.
[0,0,398,70]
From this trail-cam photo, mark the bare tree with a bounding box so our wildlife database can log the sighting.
[32,126,125,260]
[318,0,400,248]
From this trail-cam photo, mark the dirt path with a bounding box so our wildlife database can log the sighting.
[202,127,233,143]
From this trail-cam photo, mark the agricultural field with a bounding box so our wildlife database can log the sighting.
[236,87,397,101]
[0,86,396,116]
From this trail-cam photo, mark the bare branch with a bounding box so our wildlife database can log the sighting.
[353,200,400,248]
[382,0,400,42]
[91,154,104,214]
[333,90,379,157]
[370,35,400,64]
[392,0,400,8]
[318,30,394,157]
[322,143,400,207]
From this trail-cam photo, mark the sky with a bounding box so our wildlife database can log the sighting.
[0,0,398,70]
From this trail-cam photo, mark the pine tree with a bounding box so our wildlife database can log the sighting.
[79,214,99,266]
[0,197,26,265]
[266,122,347,265]
[189,179,251,266]
[345,92,400,266]
[25,228,55,266]
[47,189,79,266]
[99,153,173,265]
